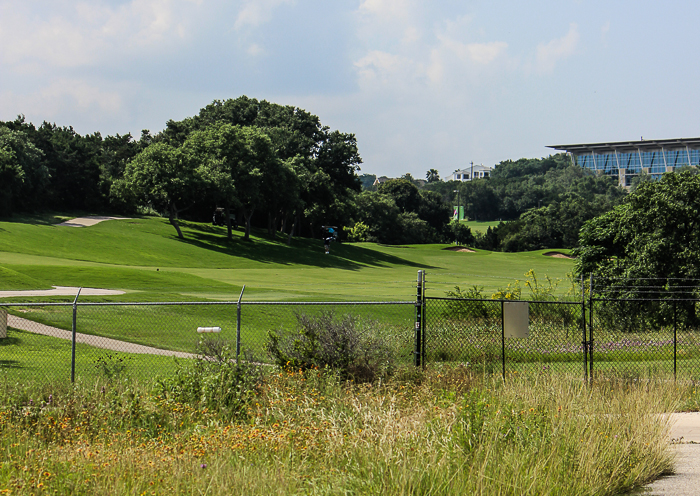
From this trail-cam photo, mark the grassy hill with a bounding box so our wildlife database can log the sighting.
[0,214,576,301]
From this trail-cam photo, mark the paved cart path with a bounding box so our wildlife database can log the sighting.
[8,314,195,358]
[644,413,700,495]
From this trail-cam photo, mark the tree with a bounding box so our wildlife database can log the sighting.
[574,171,700,293]
[235,127,280,241]
[0,125,47,216]
[450,221,475,246]
[181,123,250,240]
[119,143,196,239]
[377,178,421,213]
[426,169,440,183]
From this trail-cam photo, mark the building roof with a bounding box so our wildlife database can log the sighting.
[454,164,493,174]
[548,137,700,154]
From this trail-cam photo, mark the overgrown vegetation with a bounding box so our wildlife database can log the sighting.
[156,336,263,420]
[266,311,396,382]
[0,369,686,495]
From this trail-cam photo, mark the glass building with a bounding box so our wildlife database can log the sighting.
[547,138,700,187]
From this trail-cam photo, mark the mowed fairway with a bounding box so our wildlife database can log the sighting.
[0,214,575,301]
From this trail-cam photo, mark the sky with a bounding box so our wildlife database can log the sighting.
[2,0,700,180]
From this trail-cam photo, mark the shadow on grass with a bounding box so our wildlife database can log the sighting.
[177,221,436,270]
[0,336,20,345]
[0,360,21,369]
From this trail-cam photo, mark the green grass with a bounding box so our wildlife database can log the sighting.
[462,220,502,233]
[0,215,575,301]
[0,328,181,383]
[0,214,575,380]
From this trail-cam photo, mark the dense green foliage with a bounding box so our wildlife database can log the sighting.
[426,155,627,251]
[1,97,362,243]
[2,98,627,249]
[350,178,452,244]
[575,171,700,294]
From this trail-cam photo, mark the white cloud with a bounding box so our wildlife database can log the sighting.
[358,0,413,22]
[535,23,579,73]
[441,38,508,65]
[0,0,201,68]
[234,0,294,30]
[601,21,610,41]
[0,79,124,120]
[247,43,265,57]
[354,50,422,90]
[356,0,421,48]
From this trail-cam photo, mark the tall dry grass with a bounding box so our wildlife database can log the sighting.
[0,368,682,495]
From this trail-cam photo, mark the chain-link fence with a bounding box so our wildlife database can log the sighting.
[423,295,700,381]
[424,297,586,377]
[5,271,700,384]
[0,300,415,383]
[589,298,700,380]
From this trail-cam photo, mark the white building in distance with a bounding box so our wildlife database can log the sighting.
[452,163,493,182]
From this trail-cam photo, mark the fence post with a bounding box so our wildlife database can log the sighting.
[581,275,587,382]
[589,274,594,380]
[71,287,82,383]
[501,300,506,381]
[674,300,677,381]
[236,285,245,361]
[422,274,427,369]
[414,270,424,367]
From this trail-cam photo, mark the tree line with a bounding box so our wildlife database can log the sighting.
[1,96,628,251]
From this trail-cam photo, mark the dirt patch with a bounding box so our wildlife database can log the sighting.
[544,251,574,259]
[444,246,475,253]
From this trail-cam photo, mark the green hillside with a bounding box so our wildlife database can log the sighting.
[0,216,575,301]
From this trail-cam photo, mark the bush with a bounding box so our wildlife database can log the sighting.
[155,336,262,420]
[347,221,370,242]
[266,311,396,382]
[449,221,475,246]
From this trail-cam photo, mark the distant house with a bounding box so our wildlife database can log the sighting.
[452,164,493,182]
[372,176,391,187]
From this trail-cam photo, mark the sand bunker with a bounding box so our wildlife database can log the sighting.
[58,216,132,227]
[0,286,125,298]
[444,246,475,253]
[543,251,574,259]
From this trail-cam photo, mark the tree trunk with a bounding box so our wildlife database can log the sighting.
[309,222,315,241]
[287,212,298,245]
[225,205,232,240]
[169,202,184,239]
[267,211,277,239]
[280,213,287,235]
[243,207,254,241]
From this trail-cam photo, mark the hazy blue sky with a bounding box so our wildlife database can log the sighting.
[1,0,699,179]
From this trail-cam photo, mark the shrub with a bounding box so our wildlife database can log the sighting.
[155,336,262,420]
[266,311,396,382]
[444,286,492,319]
[449,220,475,246]
[347,221,370,242]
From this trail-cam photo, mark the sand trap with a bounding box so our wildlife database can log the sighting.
[58,216,132,227]
[444,246,475,253]
[0,286,125,298]
[544,251,574,259]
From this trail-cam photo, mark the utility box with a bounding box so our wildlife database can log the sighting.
[504,302,529,338]
[0,308,6,339]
